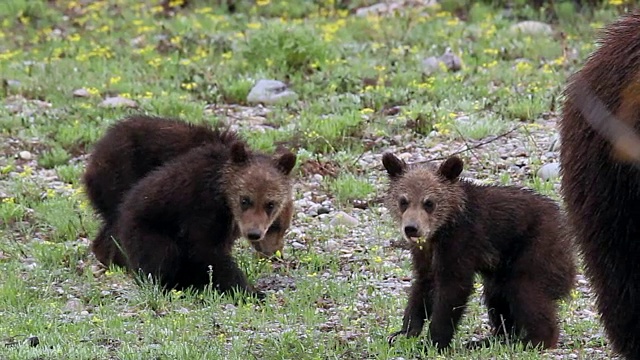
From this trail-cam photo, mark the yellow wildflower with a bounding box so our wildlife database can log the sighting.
[181,82,197,90]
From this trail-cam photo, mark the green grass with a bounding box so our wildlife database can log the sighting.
[0,0,632,358]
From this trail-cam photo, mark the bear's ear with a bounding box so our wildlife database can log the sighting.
[438,156,463,181]
[274,151,297,175]
[230,142,249,164]
[382,152,406,179]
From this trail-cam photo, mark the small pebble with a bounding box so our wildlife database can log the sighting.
[291,241,306,250]
[329,211,359,227]
[72,88,91,98]
[18,150,32,160]
[99,96,138,108]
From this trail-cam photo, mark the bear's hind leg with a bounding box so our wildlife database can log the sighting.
[509,282,560,350]
[485,282,516,338]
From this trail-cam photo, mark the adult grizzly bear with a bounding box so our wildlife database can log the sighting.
[113,141,296,295]
[559,11,640,359]
[383,153,575,351]
[83,115,293,267]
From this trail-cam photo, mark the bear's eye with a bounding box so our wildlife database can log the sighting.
[240,196,252,210]
[398,197,409,212]
[423,199,435,213]
[265,201,276,214]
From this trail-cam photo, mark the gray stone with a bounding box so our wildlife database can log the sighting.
[99,96,138,108]
[537,162,560,181]
[246,79,298,105]
[510,21,553,36]
[73,88,91,98]
[329,211,359,227]
[422,48,462,75]
[18,150,32,160]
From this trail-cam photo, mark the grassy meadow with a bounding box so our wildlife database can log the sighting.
[0,0,634,359]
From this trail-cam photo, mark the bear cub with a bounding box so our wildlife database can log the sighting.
[114,141,296,296]
[382,153,576,351]
[83,115,293,268]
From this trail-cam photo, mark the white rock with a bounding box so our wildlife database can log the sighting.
[324,240,339,252]
[18,150,32,160]
[99,96,138,108]
[537,162,560,181]
[422,48,462,75]
[510,21,553,36]
[246,79,298,105]
[73,88,91,97]
[291,241,306,250]
[421,56,442,75]
[329,211,359,227]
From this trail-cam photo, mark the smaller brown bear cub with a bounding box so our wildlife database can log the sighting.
[115,141,296,296]
[382,153,575,351]
[83,116,293,268]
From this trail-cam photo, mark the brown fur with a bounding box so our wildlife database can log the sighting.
[383,153,576,351]
[113,142,296,295]
[559,11,640,359]
[83,115,293,267]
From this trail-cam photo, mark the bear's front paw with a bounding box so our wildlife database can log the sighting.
[388,326,423,345]
[387,330,405,345]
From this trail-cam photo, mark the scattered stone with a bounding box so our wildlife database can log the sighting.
[99,96,138,108]
[537,162,560,181]
[324,240,339,252]
[291,241,306,250]
[246,79,298,105]
[510,21,553,36]
[4,95,52,115]
[306,203,322,216]
[355,0,437,17]
[329,211,359,227]
[422,48,462,75]
[18,150,32,160]
[72,88,91,98]
[64,299,83,312]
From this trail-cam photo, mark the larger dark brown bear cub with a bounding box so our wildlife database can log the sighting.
[83,115,293,267]
[382,153,575,351]
[113,141,296,295]
[559,11,640,359]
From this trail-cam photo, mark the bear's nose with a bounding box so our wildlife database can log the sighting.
[404,225,419,238]
[247,230,262,241]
